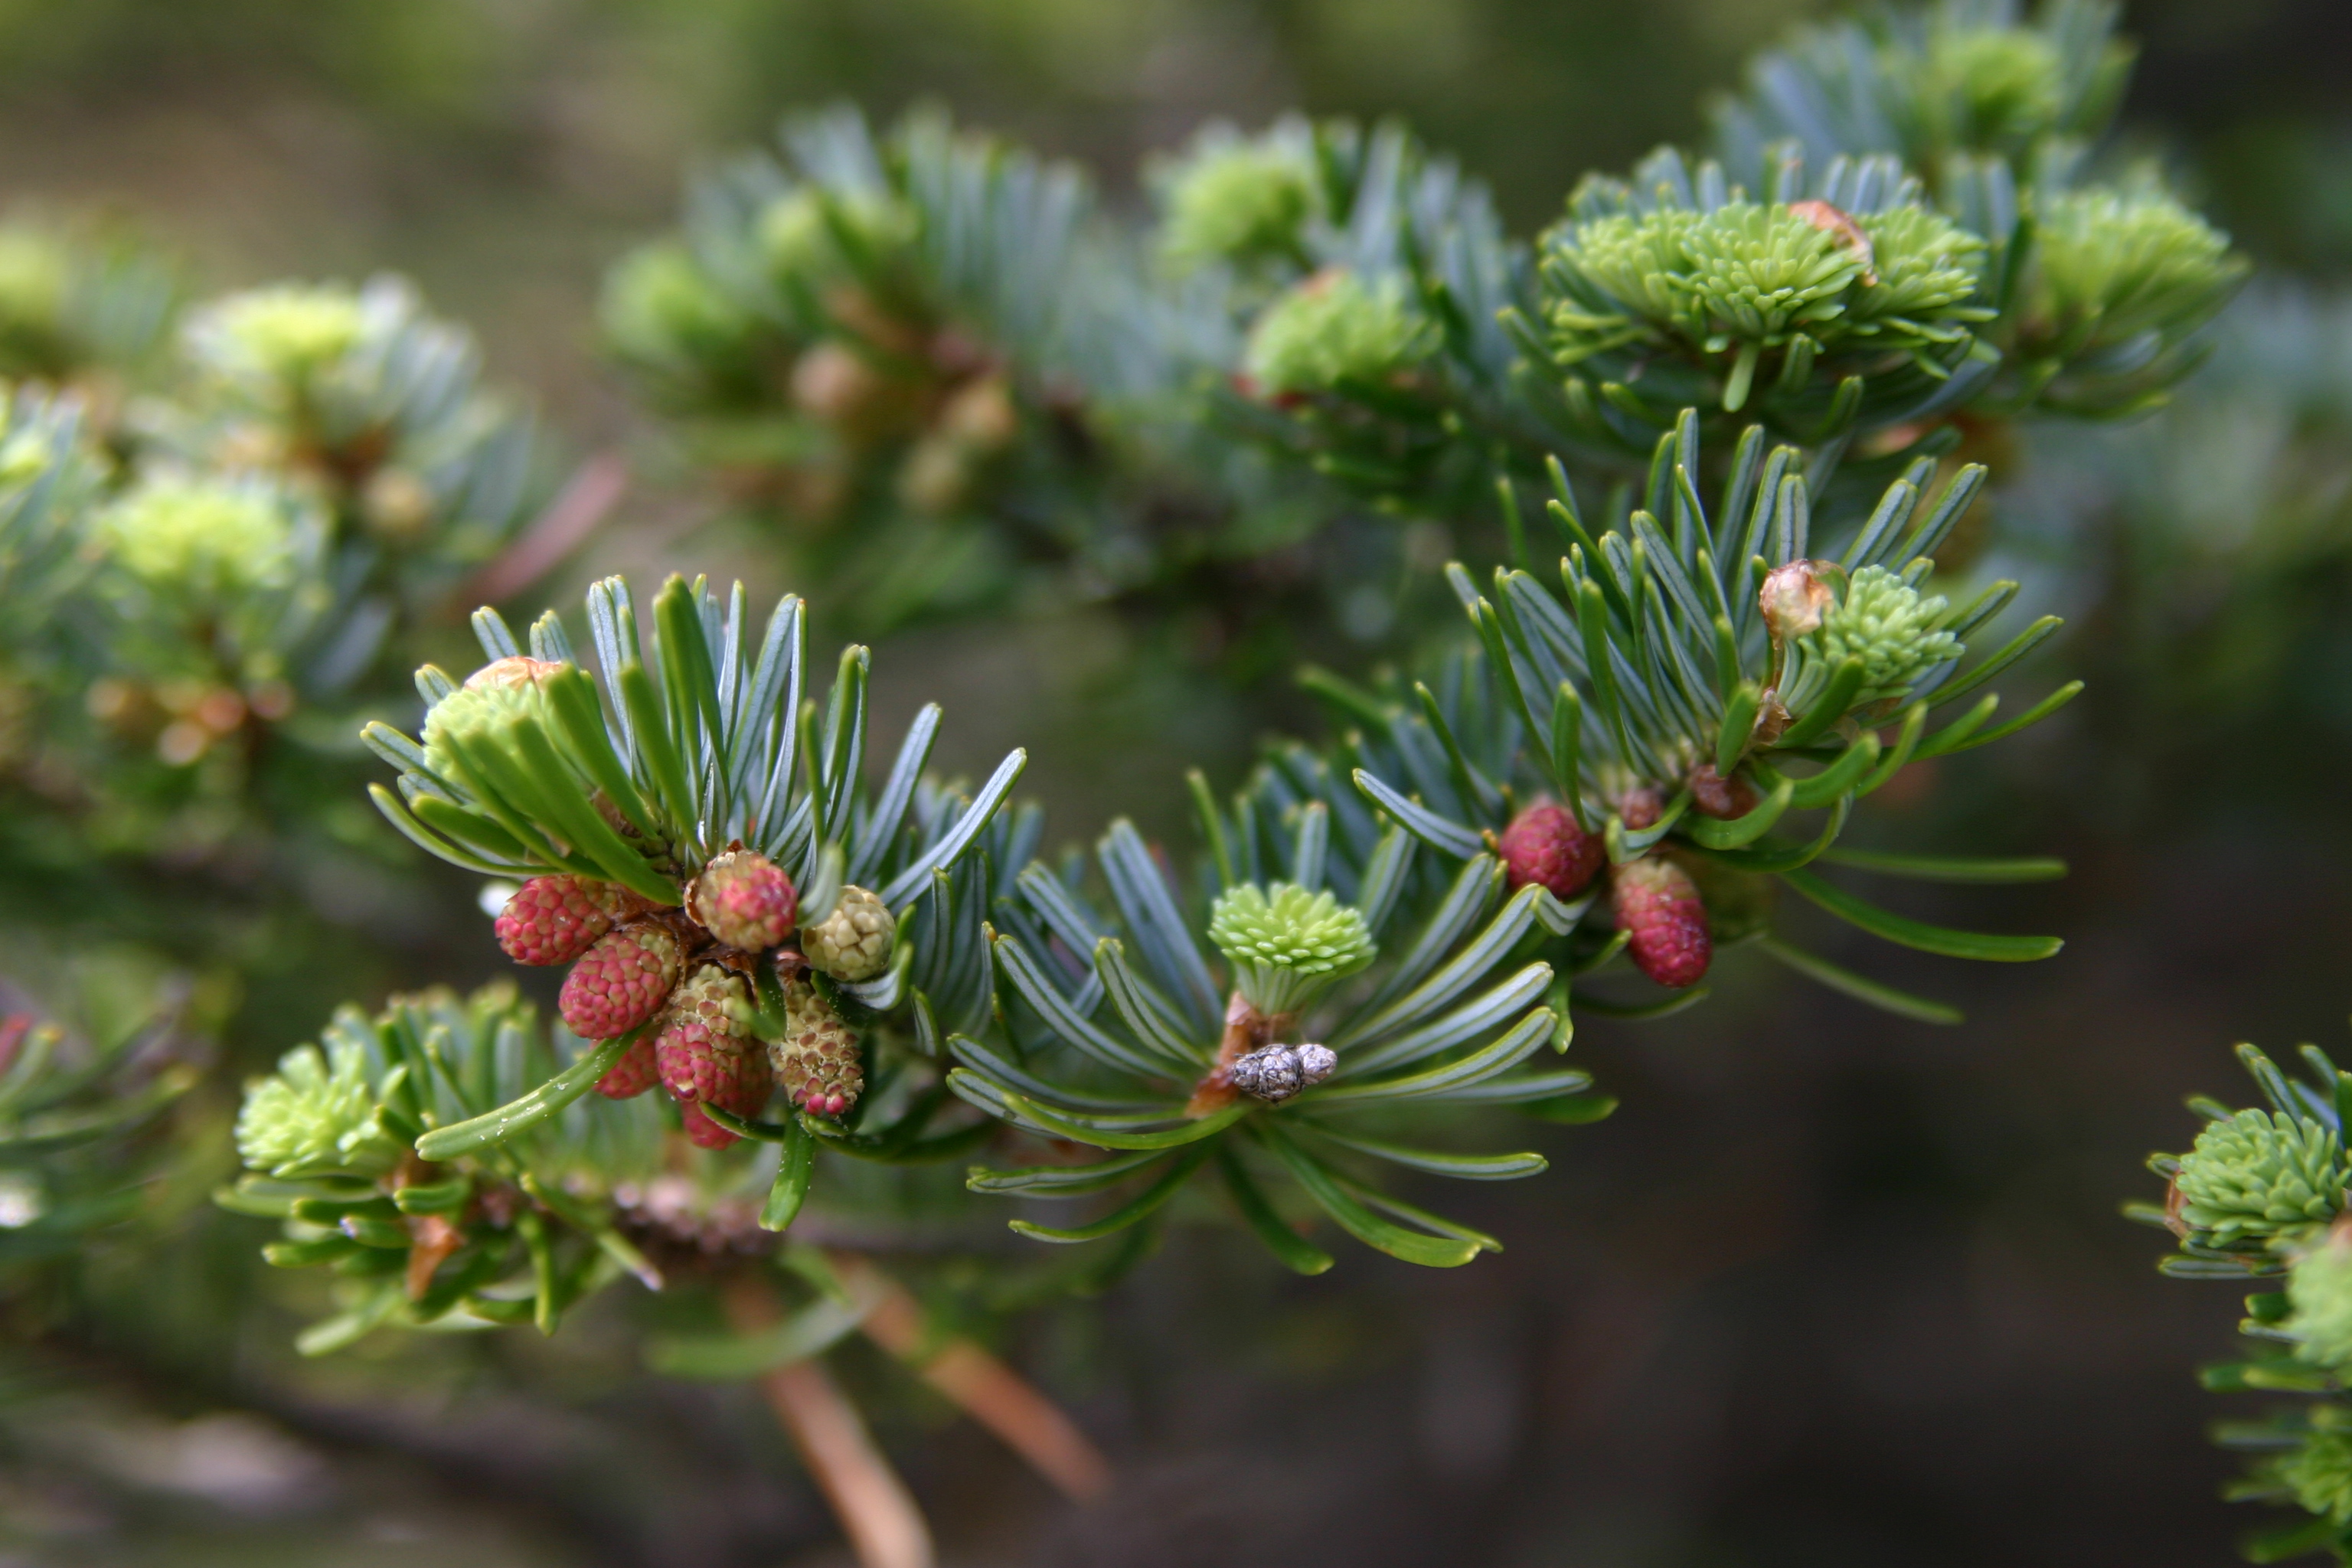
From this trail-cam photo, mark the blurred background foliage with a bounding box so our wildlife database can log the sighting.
[2,1,2350,1564]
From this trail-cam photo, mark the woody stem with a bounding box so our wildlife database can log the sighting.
[724,1275,936,1568]
[831,1253,1112,1501]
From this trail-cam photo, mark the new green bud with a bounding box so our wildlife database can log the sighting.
[1159,140,1318,274]
[0,229,70,369]
[2289,1223,2352,1370]
[235,1037,401,1179]
[2028,186,2246,350]
[191,283,367,385]
[757,188,918,288]
[98,476,297,601]
[0,427,51,487]
[1813,565,1963,701]
[1243,269,1433,397]
[1916,24,2066,152]
[2272,1428,2352,1526]
[600,241,756,373]
[1546,197,1988,409]
[1839,206,1989,333]
[421,658,560,777]
[2173,1109,2348,1246]
[1208,882,1376,1018]
[1674,202,1872,340]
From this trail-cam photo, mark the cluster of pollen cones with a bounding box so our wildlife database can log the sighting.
[1498,795,1713,990]
[493,849,888,1149]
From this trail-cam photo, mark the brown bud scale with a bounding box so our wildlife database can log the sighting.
[1687,763,1759,821]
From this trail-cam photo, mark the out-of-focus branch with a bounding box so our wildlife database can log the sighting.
[831,1253,1112,1503]
[464,450,628,606]
[724,1276,935,1568]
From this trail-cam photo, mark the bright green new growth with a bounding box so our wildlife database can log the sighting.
[757,188,918,287]
[757,189,834,281]
[99,476,296,600]
[1159,141,1318,273]
[601,242,756,370]
[0,231,68,333]
[0,428,51,486]
[2272,1429,2352,1526]
[1915,24,2065,151]
[2138,1048,2352,1551]
[1208,881,1376,1017]
[192,283,366,384]
[1550,207,1707,356]
[1546,198,1987,408]
[1843,206,1990,328]
[2290,1227,2352,1370]
[2174,1109,2348,1246]
[235,1039,400,1179]
[1715,0,2135,175]
[0,230,74,379]
[1243,270,1432,396]
[1553,203,1858,363]
[1815,566,1963,699]
[2028,187,2245,348]
[1677,203,1873,339]
[420,666,551,779]
[1553,203,1986,348]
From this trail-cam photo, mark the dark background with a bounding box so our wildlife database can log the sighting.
[8,2,2352,1563]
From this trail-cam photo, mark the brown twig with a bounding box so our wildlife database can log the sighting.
[724,1276,936,1568]
[831,1254,1112,1502]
